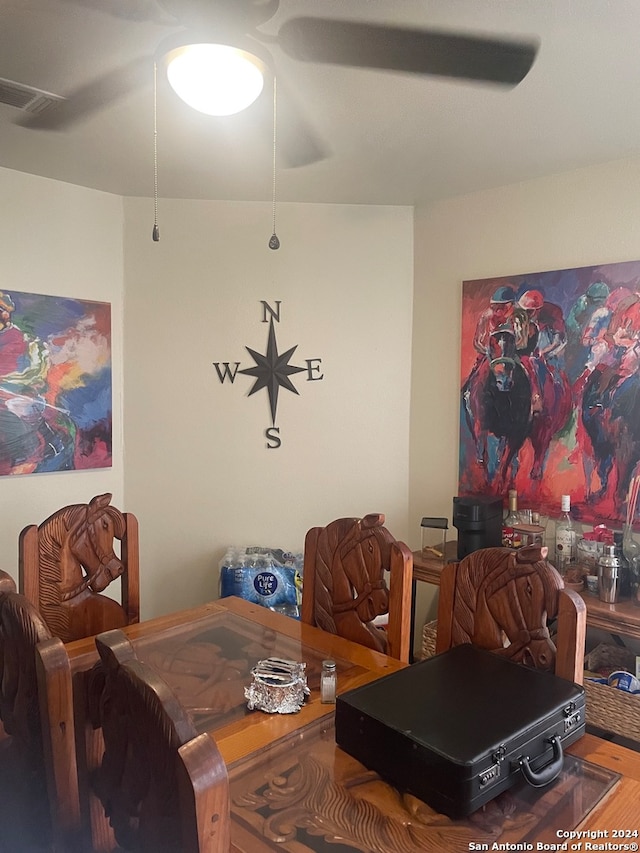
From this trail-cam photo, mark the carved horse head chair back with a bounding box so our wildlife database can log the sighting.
[0,577,66,849]
[0,578,51,759]
[436,545,586,683]
[19,494,140,644]
[302,513,413,662]
[94,629,230,852]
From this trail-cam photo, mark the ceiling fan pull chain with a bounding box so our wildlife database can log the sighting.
[152,61,160,242]
[268,75,280,250]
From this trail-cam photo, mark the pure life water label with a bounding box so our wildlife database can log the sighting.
[223,564,296,608]
[254,571,278,598]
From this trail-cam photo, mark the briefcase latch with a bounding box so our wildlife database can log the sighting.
[492,744,507,763]
[562,701,581,733]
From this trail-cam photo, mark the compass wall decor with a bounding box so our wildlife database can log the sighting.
[213,301,323,448]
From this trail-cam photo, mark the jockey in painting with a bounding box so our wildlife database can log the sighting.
[514,288,567,414]
[0,290,49,393]
[473,284,517,357]
[464,284,517,387]
[0,290,71,470]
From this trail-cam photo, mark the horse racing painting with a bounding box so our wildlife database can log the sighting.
[459,259,640,527]
[0,288,112,476]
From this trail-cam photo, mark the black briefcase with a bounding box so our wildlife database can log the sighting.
[335,643,585,818]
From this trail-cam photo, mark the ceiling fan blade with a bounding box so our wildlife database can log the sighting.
[17,57,152,130]
[278,17,539,86]
[274,78,331,168]
[158,0,280,31]
[60,0,177,25]
[231,77,329,169]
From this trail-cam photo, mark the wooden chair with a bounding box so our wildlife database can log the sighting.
[92,628,230,853]
[19,493,140,643]
[301,513,413,662]
[0,581,50,849]
[0,571,16,743]
[0,579,52,767]
[0,569,15,596]
[0,570,15,745]
[435,545,586,684]
[0,568,82,850]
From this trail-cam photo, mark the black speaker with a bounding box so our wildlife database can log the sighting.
[453,495,503,559]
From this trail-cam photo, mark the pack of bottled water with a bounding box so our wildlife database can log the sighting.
[219,546,303,619]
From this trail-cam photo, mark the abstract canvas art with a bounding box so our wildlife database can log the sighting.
[459,259,640,526]
[0,289,112,476]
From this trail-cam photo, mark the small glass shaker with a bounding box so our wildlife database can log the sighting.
[320,660,337,703]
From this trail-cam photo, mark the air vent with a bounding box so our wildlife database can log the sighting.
[0,77,64,114]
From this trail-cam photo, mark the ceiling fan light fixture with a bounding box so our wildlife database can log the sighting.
[164,43,266,116]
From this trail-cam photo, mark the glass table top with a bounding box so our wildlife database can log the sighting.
[129,609,359,733]
[228,717,620,853]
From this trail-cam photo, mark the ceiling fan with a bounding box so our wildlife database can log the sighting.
[19,0,539,167]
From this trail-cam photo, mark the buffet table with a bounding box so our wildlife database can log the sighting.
[38,596,640,852]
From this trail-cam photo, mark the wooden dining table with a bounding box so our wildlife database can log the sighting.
[37,595,640,853]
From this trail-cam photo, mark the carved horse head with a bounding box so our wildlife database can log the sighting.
[313,514,393,654]
[452,545,560,673]
[64,494,126,596]
[94,633,196,851]
[37,494,127,641]
[334,514,391,625]
[478,546,560,671]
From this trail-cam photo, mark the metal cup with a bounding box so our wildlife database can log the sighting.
[598,564,621,603]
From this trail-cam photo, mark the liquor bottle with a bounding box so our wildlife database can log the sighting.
[502,489,522,549]
[613,531,632,598]
[554,495,576,573]
[530,511,546,546]
[621,523,640,600]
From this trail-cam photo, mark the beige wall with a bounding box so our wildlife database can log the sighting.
[410,155,640,633]
[123,198,414,618]
[0,166,124,585]
[0,172,413,625]
[5,152,640,646]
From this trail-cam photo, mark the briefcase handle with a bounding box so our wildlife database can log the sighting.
[518,735,563,787]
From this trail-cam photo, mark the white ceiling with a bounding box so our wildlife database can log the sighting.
[2,0,640,206]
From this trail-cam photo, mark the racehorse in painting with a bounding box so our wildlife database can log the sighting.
[581,363,640,512]
[0,388,76,475]
[463,326,572,492]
